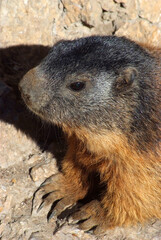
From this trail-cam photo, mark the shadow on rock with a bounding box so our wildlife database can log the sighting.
[0,44,66,166]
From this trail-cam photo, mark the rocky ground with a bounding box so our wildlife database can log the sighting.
[0,0,161,47]
[0,0,161,239]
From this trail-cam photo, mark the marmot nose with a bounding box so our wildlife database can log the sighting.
[19,67,39,104]
[19,68,37,106]
[18,83,25,94]
[19,82,32,106]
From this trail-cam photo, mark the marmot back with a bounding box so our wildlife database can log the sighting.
[19,36,161,234]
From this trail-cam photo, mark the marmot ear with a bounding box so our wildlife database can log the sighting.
[115,67,138,90]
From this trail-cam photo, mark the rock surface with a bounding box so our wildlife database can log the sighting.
[0,0,161,240]
[0,0,161,46]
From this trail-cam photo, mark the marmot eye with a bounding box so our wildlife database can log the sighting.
[69,82,85,91]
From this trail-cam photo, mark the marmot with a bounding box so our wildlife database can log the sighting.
[19,36,161,234]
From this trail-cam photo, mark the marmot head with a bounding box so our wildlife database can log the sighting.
[19,36,155,135]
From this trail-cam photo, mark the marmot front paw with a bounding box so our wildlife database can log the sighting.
[32,173,86,220]
[69,200,108,234]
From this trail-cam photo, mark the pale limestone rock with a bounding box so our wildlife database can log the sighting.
[125,0,138,20]
[138,0,161,23]
[30,157,58,183]
[0,121,40,168]
[0,0,112,46]
[0,0,161,47]
[114,0,127,3]
[98,0,117,12]
[0,0,60,46]
[116,20,161,46]
[93,22,114,35]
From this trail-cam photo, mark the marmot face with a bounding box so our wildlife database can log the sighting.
[19,36,155,133]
